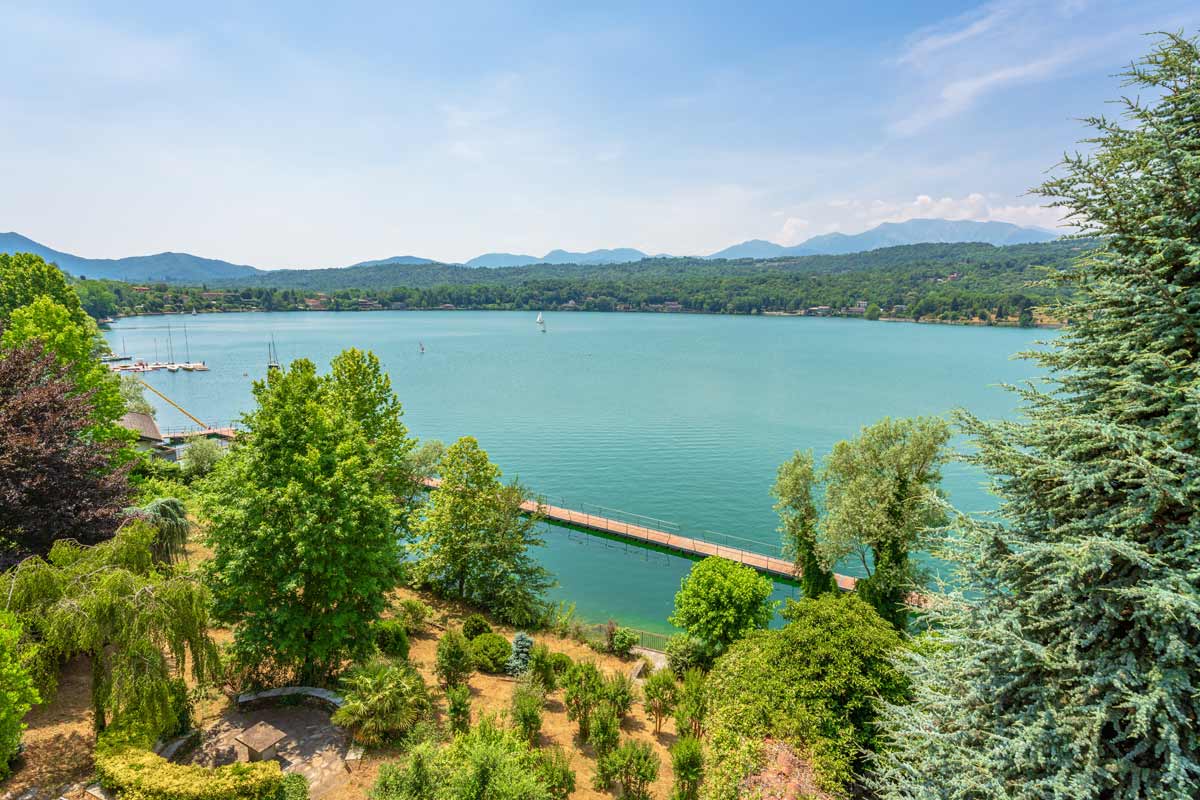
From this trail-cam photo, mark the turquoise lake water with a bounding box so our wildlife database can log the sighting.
[105,311,1046,633]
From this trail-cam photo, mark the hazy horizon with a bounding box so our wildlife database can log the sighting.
[3,1,1197,267]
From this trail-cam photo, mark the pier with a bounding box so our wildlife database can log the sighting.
[420,477,859,589]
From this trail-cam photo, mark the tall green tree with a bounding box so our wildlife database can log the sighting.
[874,34,1200,799]
[409,436,553,627]
[201,356,402,685]
[772,450,835,598]
[818,416,949,629]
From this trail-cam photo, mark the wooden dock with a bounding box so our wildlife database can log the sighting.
[420,477,858,590]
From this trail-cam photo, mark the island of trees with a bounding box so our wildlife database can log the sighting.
[0,31,1196,800]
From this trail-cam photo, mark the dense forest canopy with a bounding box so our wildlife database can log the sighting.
[69,239,1090,324]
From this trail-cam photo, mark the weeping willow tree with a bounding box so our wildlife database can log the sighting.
[1,523,218,735]
[123,497,191,564]
[873,33,1200,799]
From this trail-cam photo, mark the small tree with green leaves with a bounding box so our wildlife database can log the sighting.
[435,629,474,688]
[670,736,704,800]
[669,557,776,653]
[528,643,557,691]
[506,631,534,676]
[445,684,471,734]
[563,660,605,740]
[535,747,576,800]
[674,668,707,740]
[601,740,659,800]
[511,677,546,746]
[179,437,224,481]
[643,668,678,734]
[589,704,622,790]
[602,671,638,720]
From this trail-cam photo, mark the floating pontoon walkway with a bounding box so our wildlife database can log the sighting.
[420,477,858,589]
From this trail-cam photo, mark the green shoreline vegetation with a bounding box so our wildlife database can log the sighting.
[70,239,1091,328]
[0,32,1196,800]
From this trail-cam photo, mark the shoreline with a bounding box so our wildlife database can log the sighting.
[103,306,1063,330]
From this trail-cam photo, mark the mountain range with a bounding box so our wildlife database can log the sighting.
[0,219,1056,284]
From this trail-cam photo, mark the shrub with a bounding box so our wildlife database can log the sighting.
[461,613,492,640]
[95,731,284,800]
[528,643,557,691]
[280,773,309,800]
[506,631,534,676]
[643,668,679,734]
[535,746,576,800]
[669,557,776,653]
[603,671,638,720]
[670,736,704,800]
[180,437,224,481]
[471,632,511,673]
[373,619,410,660]
[0,612,38,780]
[549,651,574,677]
[610,627,639,657]
[563,660,605,739]
[510,678,546,746]
[600,739,659,800]
[395,598,432,633]
[665,634,709,676]
[704,594,907,798]
[674,668,707,739]
[332,659,432,746]
[589,704,620,761]
[371,741,437,800]
[434,630,474,687]
[445,684,471,735]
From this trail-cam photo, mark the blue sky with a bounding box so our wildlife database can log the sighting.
[2,0,1197,267]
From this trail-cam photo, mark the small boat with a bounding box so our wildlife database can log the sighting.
[419,341,425,354]
[536,311,546,332]
[166,364,180,372]
[191,308,198,315]
[191,362,209,371]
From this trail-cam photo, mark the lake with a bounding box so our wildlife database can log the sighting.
[105,311,1045,633]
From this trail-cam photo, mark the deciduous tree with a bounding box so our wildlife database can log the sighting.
[409,436,553,626]
[669,556,775,652]
[0,337,131,563]
[201,357,401,685]
[772,450,835,598]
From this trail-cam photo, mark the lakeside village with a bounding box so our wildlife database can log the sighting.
[0,34,1195,800]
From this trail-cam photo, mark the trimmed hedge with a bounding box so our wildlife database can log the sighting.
[373,619,410,660]
[471,633,511,673]
[461,614,492,640]
[95,730,285,800]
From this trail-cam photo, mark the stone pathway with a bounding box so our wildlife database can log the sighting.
[185,706,350,798]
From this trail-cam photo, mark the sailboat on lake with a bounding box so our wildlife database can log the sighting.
[536,312,546,332]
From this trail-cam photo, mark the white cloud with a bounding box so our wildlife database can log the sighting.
[825,192,1067,232]
[776,217,811,245]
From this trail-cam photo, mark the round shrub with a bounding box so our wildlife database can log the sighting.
[281,772,310,800]
[610,627,639,657]
[396,598,432,633]
[549,651,574,676]
[506,632,534,676]
[332,659,432,746]
[461,613,492,640]
[665,633,709,676]
[374,618,410,660]
[471,632,512,673]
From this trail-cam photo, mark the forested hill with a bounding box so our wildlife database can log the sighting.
[75,239,1092,324]
[208,240,1085,292]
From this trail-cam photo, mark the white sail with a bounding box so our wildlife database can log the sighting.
[536,312,545,325]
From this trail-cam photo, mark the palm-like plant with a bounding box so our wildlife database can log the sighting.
[122,497,190,564]
[332,659,431,746]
